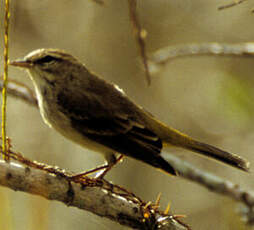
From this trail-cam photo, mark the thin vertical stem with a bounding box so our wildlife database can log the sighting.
[2,0,10,161]
[127,0,151,85]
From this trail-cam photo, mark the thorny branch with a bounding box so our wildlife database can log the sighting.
[1,79,254,225]
[1,148,189,230]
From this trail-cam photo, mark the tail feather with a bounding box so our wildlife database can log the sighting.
[185,139,249,171]
[157,124,250,171]
[151,155,178,175]
[142,113,250,172]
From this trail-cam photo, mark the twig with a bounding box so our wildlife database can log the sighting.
[2,0,11,161]
[218,0,247,10]
[0,79,37,107]
[148,42,254,74]
[127,0,151,85]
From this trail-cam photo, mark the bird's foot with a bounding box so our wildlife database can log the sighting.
[69,155,124,182]
[70,165,108,182]
[95,155,124,179]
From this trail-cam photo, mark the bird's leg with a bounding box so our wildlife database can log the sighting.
[70,153,123,181]
[95,153,124,179]
[70,165,108,181]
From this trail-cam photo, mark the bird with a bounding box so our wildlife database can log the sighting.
[10,48,249,178]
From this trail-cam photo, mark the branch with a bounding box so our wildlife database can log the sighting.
[148,42,254,74]
[218,0,247,10]
[0,80,37,106]
[163,154,254,225]
[0,158,189,230]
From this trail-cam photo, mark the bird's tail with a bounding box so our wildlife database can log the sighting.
[180,138,249,171]
[157,123,250,172]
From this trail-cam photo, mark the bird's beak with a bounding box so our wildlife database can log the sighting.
[9,59,33,68]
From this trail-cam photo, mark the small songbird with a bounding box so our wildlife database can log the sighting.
[10,49,249,177]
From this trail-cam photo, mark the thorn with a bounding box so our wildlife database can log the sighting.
[143,201,151,210]
[153,192,161,210]
[164,202,171,215]
[143,201,152,219]
[173,214,187,219]
[6,137,12,150]
[155,192,161,206]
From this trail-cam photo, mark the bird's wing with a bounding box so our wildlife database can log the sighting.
[56,85,162,153]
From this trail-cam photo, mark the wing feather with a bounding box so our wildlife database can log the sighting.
[56,84,163,154]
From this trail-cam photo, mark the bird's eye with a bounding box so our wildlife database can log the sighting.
[35,55,59,65]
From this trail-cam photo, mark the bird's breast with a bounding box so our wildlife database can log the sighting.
[37,87,113,154]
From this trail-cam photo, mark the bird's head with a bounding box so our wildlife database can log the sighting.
[10,49,82,84]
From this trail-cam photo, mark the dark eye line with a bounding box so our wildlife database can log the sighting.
[34,55,59,64]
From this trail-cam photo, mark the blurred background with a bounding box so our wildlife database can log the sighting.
[0,0,254,229]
